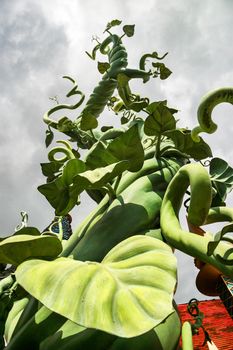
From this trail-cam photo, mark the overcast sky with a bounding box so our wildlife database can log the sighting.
[1,0,233,303]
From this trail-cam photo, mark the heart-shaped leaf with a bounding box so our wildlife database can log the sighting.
[144,102,176,136]
[80,112,98,131]
[16,235,177,338]
[45,127,54,148]
[0,235,62,265]
[98,62,110,74]
[86,125,144,172]
[123,25,135,37]
[164,129,212,160]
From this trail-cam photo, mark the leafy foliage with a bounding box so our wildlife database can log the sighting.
[209,157,233,202]
[16,235,177,337]
[2,20,233,350]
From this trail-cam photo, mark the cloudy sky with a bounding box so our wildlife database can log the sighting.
[1,0,233,303]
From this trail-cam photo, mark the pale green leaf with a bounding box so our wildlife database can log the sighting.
[0,235,62,265]
[16,235,177,338]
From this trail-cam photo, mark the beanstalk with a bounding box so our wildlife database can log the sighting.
[2,20,233,350]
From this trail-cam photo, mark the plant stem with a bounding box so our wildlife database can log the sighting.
[155,134,162,158]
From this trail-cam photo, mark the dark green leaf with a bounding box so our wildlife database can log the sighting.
[16,235,177,337]
[80,112,98,131]
[210,158,233,201]
[40,161,63,178]
[86,142,118,170]
[152,62,172,80]
[105,19,122,32]
[123,24,135,37]
[97,61,110,74]
[45,128,54,148]
[144,102,176,136]
[38,178,72,215]
[164,129,212,160]
[108,125,144,172]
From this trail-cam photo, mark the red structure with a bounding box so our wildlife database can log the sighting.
[178,299,233,349]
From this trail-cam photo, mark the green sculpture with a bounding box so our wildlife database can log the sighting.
[1,20,233,349]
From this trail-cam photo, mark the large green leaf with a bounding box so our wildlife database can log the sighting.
[0,235,62,265]
[86,125,144,172]
[15,235,177,337]
[38,160,129,215]
[144,102,176,136]
[210,157,233,201]
[73,161,129,190]
[164,129,212,160]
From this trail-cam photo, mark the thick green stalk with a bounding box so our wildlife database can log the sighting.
[160,163,233,277]
[70,159,181,262]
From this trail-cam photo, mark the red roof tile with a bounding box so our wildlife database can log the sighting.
[178,299,233,350]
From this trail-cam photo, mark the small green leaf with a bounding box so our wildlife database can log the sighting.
[123,24,135,37]
[97,61,110,74]
[152,62,172,80]
[80,112,98,131]
[16,235,177,337]
[164,129,212,160]
[45,127,54,148]
[144,102,176,136]
[105,19,122,32]
[0,235,62,265]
